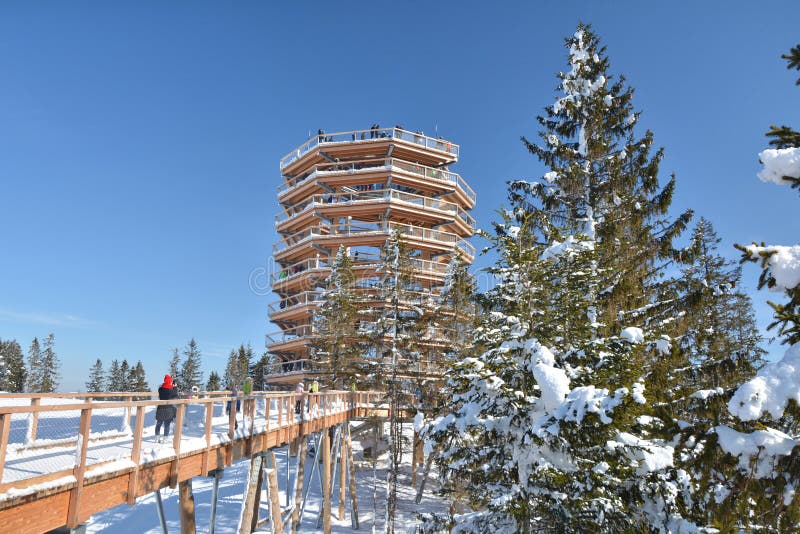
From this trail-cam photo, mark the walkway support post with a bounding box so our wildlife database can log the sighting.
[266,451,284,534]
[179,478,196,534]
[155,489,168,534]
[209,468,224,534]
[239,453,264,534]
[346,423,359,529]
[290,436,307,533]
[322,429,331,534]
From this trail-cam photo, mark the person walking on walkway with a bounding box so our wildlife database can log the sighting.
[295,381,305,415]
[155,374,178,443]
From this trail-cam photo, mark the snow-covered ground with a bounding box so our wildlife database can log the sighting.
[86,422,447,533]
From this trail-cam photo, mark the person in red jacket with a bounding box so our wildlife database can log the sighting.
[155,374,178,443]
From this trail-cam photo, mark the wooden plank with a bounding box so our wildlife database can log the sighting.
[66,407,92,528]
[127,405,146,505]
[266,455,283,534]
[291,436,307,534]
[170,404,185,488]
[0,489,70,533]
[322,429,331,534]
[179,478,197,534]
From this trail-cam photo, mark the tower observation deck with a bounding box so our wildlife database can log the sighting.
[266,126,476,386]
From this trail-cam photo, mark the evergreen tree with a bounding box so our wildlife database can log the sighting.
[107,359,122,392]
[224,344,252,389]
[313,246,364,388]
[129,361,148,393]
[180,338,203,391]
[426,24,696,532]
[39,334,60,393]
[86,358,105,392]
[0,340,8,391]
[0,340,26,393]
[26,337,42,393]
[251,354,270,391]
[119,359,130,391]
[168,348,181,382]
[206,370,222,391]
[660,218,767,527]
[712,43,800,530]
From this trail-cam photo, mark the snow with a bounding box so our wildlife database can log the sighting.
[757,147,800,186]
[532,362,569,412]
[610,433,674,475]
[743,244,800,291]
[621,326,644,344]
[554,385,626,424]
[728,343,800,421]
[715,425,796,479]
[540,235,594,261]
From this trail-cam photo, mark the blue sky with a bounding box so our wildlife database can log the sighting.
[1,2,798,391]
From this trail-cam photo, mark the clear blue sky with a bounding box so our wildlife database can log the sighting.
[1,2,798,391]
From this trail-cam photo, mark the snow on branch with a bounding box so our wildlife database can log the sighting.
[728,343,800,421]
[758,147,800,186]
[744,244,800,292]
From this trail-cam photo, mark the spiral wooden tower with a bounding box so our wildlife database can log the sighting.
[265,127,475,386]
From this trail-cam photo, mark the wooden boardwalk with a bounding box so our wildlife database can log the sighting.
[0,391,386,533]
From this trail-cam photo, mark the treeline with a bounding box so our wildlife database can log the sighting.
[85,358,148,393]
[0,334,61,393]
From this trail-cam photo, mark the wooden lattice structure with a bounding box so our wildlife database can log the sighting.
[266,127,476,385]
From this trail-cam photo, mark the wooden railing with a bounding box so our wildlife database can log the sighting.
[279,128,459,169]
[0,391,383,493]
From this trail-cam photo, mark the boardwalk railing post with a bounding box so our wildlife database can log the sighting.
[67,406,92,528]
[127,404,145,505]
[201,401,213,476]
[170,403,185,488]
[0,413,12,486]
[28,397,40,444]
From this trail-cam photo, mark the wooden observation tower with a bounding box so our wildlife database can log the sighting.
[266,127,476,386]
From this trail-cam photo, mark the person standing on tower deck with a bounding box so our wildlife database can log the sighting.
[155,374,178,443]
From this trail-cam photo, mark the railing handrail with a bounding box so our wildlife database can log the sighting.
[277,157,475,204]
[279,128,459,169]
[274,188,468,226]
[272,221,475,258]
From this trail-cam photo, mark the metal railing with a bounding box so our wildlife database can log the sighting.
[280,128,459,169]
[266,324,315,345]
[277,157,476,204]
[272,221,475,258]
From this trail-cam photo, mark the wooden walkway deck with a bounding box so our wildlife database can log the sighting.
[0,391,386,533]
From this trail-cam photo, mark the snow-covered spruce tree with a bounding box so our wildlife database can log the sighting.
[712,44,800,531]
[659,218,767,528]
[86,358,105,392]
[312,245,365,388]
[0,340,26,393]
[426,24,698,533]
